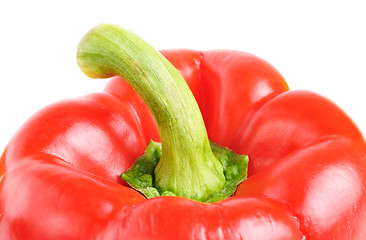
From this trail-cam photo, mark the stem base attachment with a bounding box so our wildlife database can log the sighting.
[121,140,248,203]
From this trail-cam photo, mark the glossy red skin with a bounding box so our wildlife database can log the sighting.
[1,49,365,239]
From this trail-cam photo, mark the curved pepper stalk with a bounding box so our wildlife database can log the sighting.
[77,24,248,202]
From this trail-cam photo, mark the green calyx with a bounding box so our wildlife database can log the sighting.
[77,23,248,202]
[121,140,248,203]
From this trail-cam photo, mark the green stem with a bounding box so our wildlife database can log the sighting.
[77,24,247,202]
[77,24,225,201]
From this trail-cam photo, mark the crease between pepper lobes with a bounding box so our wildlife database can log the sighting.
[77,24,248,202]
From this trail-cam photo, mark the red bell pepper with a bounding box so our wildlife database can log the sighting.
[1,23,366,239]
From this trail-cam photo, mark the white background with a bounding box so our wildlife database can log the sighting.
[0,1,365,152]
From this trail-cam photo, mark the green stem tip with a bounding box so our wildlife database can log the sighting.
[77,23,248,202]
